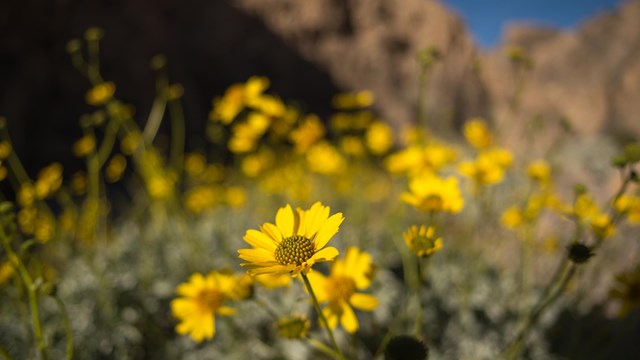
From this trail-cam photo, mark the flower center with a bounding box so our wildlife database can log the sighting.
[327,275,356,303]
[423,195,443,211]
[196,289,224,312]
[275,235,314,266]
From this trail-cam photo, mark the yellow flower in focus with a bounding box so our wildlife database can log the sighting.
[501,206,524,230]
[403,225,443,257]
[238,202,343,277]
[401,173,464,213]
[527,160,551,185]
[463,118,493,150]
[591,214,616,239]
[73,135,95,157]
[332,90,374,110]
[290,114,325,153]
[366,121,394,155]
[306,247,378,333]
[171,272,237,343]
[306,142,346,175]
[276,314,310,339]
[86,82,115,106]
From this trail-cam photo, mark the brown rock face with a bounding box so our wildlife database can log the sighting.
[481,0,640,145]
[233,0,490,133]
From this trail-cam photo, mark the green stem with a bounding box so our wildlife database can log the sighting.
[307,336,348,360]
[0,229,46,359]
[501,260,575,360]
[413,256,424,338]
[52,295,74,360]
[301,273,344,359]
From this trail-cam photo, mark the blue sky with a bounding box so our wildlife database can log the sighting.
[441,0,625,48]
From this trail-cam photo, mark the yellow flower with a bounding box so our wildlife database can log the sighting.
[0,141,12,160]
[85,82,115,106]
[0,261,15,285]
[306,142,346,175]
[501,206,524,229]
[590,214,616,239]
[290,114,326,153]
[340,136,366,157]
[403,225,443,257]
[385,143,457,176]
[527,160,551,185]
[615,194,640,225]
[210,76,270,124]
[254,273,293,289]
[73,135,96,157]
[171,272,237,342]
[105,154,127,183]
[183,186,219,214]
[463,118,493,150]
[332,90,374,110]
[225,186,246,208]
[34,163,63,199]
[365,121,394,155]
[184,152,206,177]
[238,202,343,277]
[573,194,599,220]
[459,156,505,186]
[228,112,271,153]
[401,173,464,213]
[276,314,310,339]
[306,247,378,333]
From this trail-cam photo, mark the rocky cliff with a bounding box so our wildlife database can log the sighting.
[1,0,637,172]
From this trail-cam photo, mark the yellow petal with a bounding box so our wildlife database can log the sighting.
[306,270,329,302]
[260,223,282,244]
[247,264,296,276]
[350,293,378,311]
[310,246,339,263]
[238,248,276,263]
[303,202,330,238]
[340,302,358,333]
[243,229,277,251]
[322,306,338,329]
[313,213,344,249]
[276,205,294,238]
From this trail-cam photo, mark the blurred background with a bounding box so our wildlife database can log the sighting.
[2,0,639,176]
